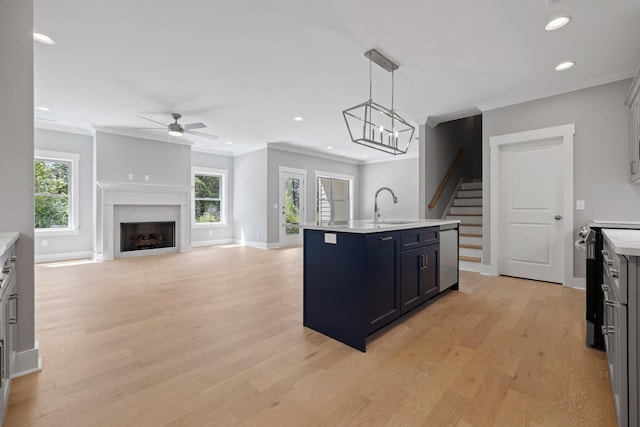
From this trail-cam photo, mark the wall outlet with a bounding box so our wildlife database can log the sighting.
[144,175,149,181]
[128,173,133,180]
[257,231,260,237]
[209,229,213,236]
[273,203,278,209]
[576,200,585,210]
[41,239,48,247]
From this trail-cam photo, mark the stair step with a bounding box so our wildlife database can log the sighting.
[460,259,482,272]
[460,255,481,262]
[460,182,482,191]
[447,215,482,225]
[457,189,482,198]
[453,197,482,206]
[460,233,482,238]
[450,206,482,215]
[460,235,482,246]
[459,224,482,234]
[460,246,483,258]
[460,243,482,250]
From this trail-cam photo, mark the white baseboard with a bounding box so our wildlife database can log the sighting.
[191,239,235,248]
[35,250,93,263]
[12,341,42,378]
[571,277,586,290]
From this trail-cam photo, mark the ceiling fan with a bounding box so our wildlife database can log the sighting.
[135,113,219,140]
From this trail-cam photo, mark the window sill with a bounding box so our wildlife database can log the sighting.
[35,228,80,237]
[192,222,229,229]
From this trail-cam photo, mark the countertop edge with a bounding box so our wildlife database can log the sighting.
[602,229,640,257]
[0,232,20,256]
[294,220,460,234]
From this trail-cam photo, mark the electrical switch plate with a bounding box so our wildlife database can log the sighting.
[324,233,337,244]
[41,239,48,247]
[144,175,149,181]
[128,173,133,180]
[576,200,585,210]
[273,203,278,209]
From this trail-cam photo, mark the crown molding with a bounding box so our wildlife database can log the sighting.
[266,142,364,165]
[92,125,193,147]
[35,121,93,136]
[625,66,640,107]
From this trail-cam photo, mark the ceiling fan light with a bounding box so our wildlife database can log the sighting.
[168,129,183,137]
[545,16,570,31]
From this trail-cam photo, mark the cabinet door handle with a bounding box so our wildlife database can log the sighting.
[610,268,619,278]
[379,236,393,241]
[9,294,17,325]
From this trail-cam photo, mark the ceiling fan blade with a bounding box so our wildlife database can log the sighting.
[185,130,219,140]
[122,127,164,130]
[137,115,169,126]
[183,122,206,130]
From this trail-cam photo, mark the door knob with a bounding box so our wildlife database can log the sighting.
[554,215,562,220]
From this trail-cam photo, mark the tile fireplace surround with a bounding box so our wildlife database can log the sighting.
[96,182,191,260]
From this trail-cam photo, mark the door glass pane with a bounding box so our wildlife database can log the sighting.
[285,177,300,235]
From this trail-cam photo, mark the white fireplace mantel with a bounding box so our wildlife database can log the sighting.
[96,181,192,260]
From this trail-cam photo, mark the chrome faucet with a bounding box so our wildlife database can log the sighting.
[374,187,398,225]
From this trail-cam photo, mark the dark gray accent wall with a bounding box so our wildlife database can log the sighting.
[0,0,35,353]
[233,149,268,245]
[422,115,482,219]
[483,79,639,279]
[359,158,419,220]
[191,151,234,243]
[35,128,94,258]
[266,148,361,244]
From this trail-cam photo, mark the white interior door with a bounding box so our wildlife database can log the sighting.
[279,170,305,246]
[498,138,564,283]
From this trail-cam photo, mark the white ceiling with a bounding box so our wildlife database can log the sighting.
[34,0,640,163]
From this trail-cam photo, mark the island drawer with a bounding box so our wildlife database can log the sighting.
[400,227,439,250]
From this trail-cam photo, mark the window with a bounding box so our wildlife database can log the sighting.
[192,167,227,225]
[34,150,79,234]
[316,172,353,224]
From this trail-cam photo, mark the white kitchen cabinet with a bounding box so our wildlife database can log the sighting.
[0,233,19,427]
[626,68,640,183]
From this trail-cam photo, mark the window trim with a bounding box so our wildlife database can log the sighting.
[314,170,354,223]
[34,149,80,236]
[191,166,228,227]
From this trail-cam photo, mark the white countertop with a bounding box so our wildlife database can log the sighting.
[602,229,640,257]
[294,219,459,234]
[590,220,640,229]
[0,232,19,256]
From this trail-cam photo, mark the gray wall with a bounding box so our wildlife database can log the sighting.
[95,132,191,185]
[0,0,35,354]
[266,148,361,244]
[359,158,419,220]
[191,151,234,244]
[482,79,640,279]
[233,149,268,246]
[422,115,482,219]
[34,128,94,259]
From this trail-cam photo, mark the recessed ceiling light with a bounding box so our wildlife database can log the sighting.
[36,106,50,112]
[363,154,368,158]
[555,61,575,71]
[545,16,571,31]
[293,116,304,122]
[326,146,333,150]
[226,141,233,145]
[33,33,54,45]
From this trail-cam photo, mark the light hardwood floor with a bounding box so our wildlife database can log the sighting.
[6,245,615,426]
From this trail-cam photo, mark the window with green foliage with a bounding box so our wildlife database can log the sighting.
[193,170,225,224]
[35,158,71,229]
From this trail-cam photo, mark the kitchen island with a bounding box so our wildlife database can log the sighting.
[300,219,459,351]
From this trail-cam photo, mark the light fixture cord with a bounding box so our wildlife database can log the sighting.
[391,69,395,138]
[369,58,373,101]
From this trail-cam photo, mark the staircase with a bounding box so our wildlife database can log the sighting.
[445,180,483,272]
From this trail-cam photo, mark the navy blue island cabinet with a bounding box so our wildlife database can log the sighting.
[303,224,456,352]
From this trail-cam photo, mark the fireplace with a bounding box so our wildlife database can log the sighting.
[96,182,191,261]
[120,221,176,252]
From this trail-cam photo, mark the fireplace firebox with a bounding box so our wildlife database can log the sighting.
[120,221,176,252]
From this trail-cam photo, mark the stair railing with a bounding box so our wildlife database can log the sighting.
[428,147,464,209]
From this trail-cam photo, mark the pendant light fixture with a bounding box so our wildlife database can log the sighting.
[343,49,415,155]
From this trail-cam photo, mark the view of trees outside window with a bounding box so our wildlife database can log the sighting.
[34,159,70,229]
[194,174,221,223]
[285,177,300,235]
